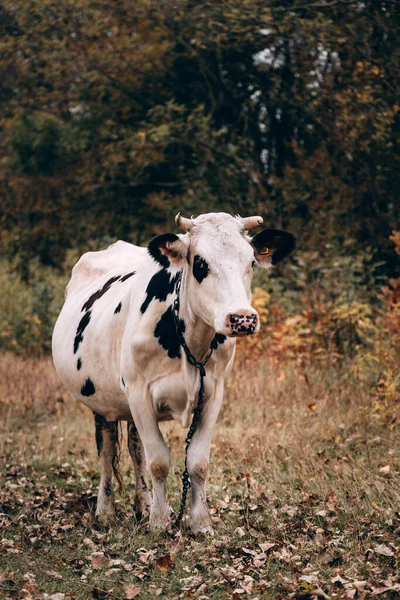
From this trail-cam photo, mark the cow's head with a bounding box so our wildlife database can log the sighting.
[148,213,295,337]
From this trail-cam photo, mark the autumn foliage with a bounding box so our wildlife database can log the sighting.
[0,0,399,276]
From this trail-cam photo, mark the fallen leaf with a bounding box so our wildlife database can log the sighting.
[137,548,156,564]
[155,553,175,572]
[371,583,400,595]
[123,583,141,599]
[148,585,163,596]
[91,552,108,570]
[44,570,63,580]
[374,543,394,557]
[259,542,276,552]
[241,547,256,556]
[234,527,246,538]
[379,465,391,475]
[107,559,132,571]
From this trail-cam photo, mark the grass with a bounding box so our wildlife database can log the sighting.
[0,351,399,599]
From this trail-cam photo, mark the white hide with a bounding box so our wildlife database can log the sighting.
[52,212,264,531]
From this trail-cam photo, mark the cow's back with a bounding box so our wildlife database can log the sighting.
[66,240,139,296]
[52,241,147,420]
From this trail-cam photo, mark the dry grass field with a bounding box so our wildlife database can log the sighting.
[1,351,399,600]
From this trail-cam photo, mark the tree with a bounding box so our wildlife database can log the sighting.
[0,0,399,276]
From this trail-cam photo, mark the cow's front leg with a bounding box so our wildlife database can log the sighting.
[94,413,119,521]
[127,385,171,529]
[186,382,224,534]
[127,421,151,520]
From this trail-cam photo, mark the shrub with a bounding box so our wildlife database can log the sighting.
[0,259,66,356]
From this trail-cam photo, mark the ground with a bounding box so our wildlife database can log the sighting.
[0,352,399,600]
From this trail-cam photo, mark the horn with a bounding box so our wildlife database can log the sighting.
[175,212,194,232]
[242,216,263,230]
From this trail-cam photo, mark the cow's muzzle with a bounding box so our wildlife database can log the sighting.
[226,311,258,336]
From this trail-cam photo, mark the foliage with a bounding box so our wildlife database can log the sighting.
[0,259,65,355]
[0,0,399,275]
[237,234,400,422]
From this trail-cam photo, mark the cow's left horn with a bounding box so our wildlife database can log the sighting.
[175,212,194,232]
[242,216,263,230]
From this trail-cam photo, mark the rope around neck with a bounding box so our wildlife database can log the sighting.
[173,271,214,525]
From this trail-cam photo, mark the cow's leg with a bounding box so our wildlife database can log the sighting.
[127,421,151,520]
[94,413,118,520]
[186,383,224,534]
[128,387,171,529]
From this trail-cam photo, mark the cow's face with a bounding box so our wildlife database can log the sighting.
[148,213,295,338]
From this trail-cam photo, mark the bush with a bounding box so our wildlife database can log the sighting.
[0,259,66,356]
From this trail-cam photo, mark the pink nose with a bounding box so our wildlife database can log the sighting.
[227,311,258,336]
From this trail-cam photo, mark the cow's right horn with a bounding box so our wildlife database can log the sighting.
[242,216,263,230]
[175,212,194,232]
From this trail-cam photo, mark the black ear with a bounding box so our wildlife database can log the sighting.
[148,233,187,269]
[252,229,296,266]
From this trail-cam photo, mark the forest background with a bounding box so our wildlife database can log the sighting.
[0,0,399,367]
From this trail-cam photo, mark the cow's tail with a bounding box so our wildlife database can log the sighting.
[112,421,123,490]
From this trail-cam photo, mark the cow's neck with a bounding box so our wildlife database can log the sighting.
[177,273,215,363]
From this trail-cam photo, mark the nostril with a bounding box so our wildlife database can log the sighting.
[245,315,257,322]
[227,312,258,333]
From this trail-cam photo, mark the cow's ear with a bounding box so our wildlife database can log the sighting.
[252,229,296,269]
[148,233,188,270]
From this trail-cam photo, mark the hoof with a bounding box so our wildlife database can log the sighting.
[191,523,214,536]
[188,511,213,535]
[134,495,151,522]
[95,510,115,526]
[149,519,171,531]
[149,506,172,531]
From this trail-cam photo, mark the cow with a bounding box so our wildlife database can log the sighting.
[52,212,295,533]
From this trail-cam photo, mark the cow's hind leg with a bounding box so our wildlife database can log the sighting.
[94,413,119,520]
[127,421,151,520]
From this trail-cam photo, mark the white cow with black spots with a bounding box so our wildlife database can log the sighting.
[52,212,295,532]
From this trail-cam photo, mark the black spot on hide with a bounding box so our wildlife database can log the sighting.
[140,269,180,314]
[154,306,185,359]
[104,477,113,497]
[94,412,104,455]
[114,302,122,314]
[128,422,143,466]
[77,358,82,370]
[211,333,227,350]
[120,271,135,282]
[193,255,209,283]
[74,310,91,354]
[148,233,180,269]
[81,377,96,396]
[82,275,121,312]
